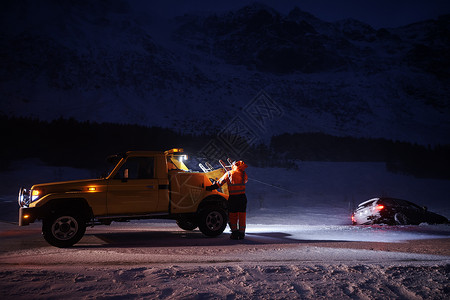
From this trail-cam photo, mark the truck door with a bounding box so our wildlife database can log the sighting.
[106,156,159,215]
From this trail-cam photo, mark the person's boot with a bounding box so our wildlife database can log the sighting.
[238,231,245,240]
[230,230,239,240]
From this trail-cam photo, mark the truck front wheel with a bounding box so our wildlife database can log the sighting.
[42,212,86,248]
[197,206,227,237]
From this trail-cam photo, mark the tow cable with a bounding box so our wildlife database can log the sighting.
[249,178,298,195]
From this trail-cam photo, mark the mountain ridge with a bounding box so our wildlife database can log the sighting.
[0,1,449,145]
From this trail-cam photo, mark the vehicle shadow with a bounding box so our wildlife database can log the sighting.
[76,223,450,249]
[79,230,343,248]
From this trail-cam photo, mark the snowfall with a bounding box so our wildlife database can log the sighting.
[0,159,449,299]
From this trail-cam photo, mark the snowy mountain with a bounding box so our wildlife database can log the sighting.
[1,1,449,144]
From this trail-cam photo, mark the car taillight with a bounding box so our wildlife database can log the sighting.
[375,205,384,210]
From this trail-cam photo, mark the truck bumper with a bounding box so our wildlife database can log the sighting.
[19,207,41,226]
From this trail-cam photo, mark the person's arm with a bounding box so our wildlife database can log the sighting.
[206,171,229,191]
[205,182,219,191]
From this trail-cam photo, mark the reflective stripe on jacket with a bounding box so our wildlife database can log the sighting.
[218,169,248,195]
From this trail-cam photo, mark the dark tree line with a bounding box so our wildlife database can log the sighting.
[1,116,211,172]
[2,117,449,179]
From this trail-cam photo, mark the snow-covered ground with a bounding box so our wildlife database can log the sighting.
[0,220,449,299]
[0,160,449,299]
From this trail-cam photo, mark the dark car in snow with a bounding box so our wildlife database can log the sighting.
[352,197,448,225]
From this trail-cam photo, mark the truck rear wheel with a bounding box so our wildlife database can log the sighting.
[198,206,227,237]
[42,212,86,248]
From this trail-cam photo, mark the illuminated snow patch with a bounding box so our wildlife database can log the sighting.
[246,224,450,243]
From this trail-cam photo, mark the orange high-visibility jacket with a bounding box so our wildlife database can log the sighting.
[217,161,248,195]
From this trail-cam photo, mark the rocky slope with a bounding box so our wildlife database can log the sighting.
[0,1,449,144]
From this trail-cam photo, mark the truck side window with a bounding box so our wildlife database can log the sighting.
[114,157,154,179]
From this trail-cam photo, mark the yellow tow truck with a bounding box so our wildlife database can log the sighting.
[18,149,229,247]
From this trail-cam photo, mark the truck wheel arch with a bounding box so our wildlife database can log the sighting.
[197,195,228,213]
[41,198,93,222]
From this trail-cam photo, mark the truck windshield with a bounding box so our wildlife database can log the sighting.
[168,155,189,171]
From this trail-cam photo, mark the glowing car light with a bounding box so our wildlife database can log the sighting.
[87,187,96,192]
[31,190,40,201]
[23,214,30,219]
[375,205,384,210]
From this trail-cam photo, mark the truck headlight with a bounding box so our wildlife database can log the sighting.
[31,189,41,202]
[18,187,30,207]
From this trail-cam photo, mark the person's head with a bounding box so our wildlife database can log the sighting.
[232,160,247,172]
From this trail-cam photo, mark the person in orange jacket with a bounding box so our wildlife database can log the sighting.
[207,160,248,240]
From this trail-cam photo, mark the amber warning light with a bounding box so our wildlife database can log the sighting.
[375,205,384,210]
[31,190,40,201]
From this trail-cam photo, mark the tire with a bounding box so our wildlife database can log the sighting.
[42,212,86,248]
[394,212,410,225]
[176,219,198,231]
[197,206,227,237]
